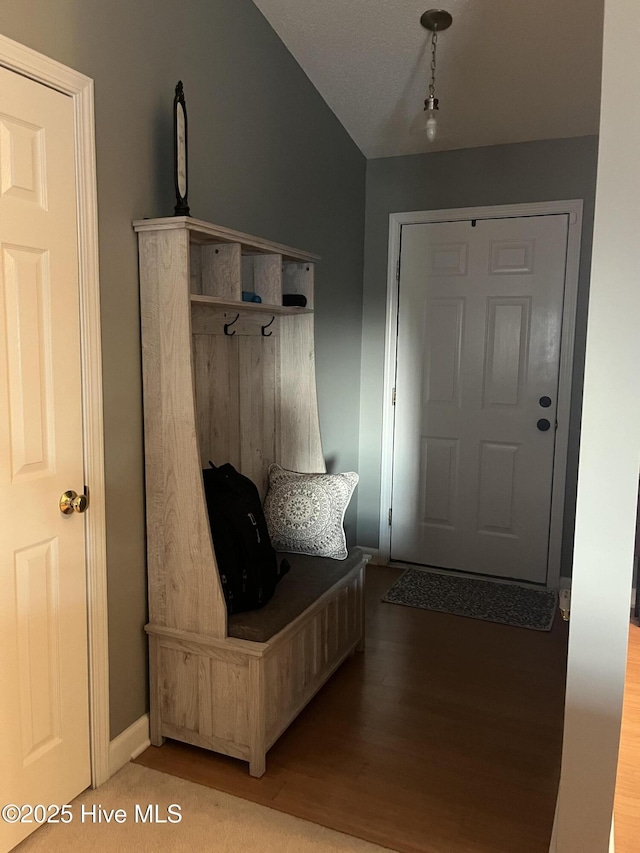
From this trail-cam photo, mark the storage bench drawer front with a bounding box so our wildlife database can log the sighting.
[157,641,252,747]
[264,569,364,742]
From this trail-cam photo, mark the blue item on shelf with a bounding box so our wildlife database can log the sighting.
[242,291,262,303]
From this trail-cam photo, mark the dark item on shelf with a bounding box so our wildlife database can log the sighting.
[282,293,307,308]
[242,291,262,303]
[202,462,289,615]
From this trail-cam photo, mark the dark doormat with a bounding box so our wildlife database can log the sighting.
[382,568,557,631]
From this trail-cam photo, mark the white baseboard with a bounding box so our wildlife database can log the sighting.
[558,577,572,621]
[360,550,573,586]
[358,545,380,566]
[358,546,381,565]
[108,713,150,778]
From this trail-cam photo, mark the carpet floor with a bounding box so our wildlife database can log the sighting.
[13,763,388,853]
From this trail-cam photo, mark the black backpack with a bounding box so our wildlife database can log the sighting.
[202,462,289,614]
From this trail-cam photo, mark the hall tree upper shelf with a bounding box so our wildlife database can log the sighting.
[134,216,317,314]
[133,215,324,503]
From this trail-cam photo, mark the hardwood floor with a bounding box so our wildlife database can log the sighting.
[615,618,640,852]
[136,565,569,853]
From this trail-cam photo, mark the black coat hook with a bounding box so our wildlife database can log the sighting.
[224,313,240,336]
[261,316,275,337]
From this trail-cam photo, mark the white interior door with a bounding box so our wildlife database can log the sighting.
[391,214,569,584]
[0,66,91,851]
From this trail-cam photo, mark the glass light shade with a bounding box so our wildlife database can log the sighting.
[425,112,438,142]
[410,96,439,142]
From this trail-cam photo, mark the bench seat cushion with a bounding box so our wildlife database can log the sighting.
[227,548,364,643]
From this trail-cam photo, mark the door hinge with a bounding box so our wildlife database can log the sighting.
[388,507,393,526]
[392,387,396,406]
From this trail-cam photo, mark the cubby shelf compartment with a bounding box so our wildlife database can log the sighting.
[189,294,313,315]
[133,216,318,310]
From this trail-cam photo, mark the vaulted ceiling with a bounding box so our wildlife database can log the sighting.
[252,0,604,159]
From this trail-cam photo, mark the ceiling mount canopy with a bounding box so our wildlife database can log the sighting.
[420,9,453,33]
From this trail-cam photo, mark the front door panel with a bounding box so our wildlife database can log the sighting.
[391,215,569,583]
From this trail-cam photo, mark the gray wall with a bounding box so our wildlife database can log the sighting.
[358,136,599,577]
[0,0,366,737]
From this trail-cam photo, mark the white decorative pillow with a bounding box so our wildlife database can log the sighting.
[263,464,358,560]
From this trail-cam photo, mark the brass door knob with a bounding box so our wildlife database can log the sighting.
[60,489,89,515]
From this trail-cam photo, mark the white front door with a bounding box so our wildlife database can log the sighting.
[0,66,91,851]
[390,214,569,584]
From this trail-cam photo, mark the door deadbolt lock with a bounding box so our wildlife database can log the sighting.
[59,489,89,515]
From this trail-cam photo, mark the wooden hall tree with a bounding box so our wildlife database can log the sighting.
[135,216,366,777]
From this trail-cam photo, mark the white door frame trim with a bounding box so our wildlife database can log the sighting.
[0,35,110,786]
[379,200,583,589]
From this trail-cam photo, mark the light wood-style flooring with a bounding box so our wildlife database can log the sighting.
[615,618,640,852]
[136,565,569,853]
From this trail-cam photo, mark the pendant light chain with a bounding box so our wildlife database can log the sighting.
[429,31,438,99]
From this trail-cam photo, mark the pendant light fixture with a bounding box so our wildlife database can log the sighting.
[411,9,453,143]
